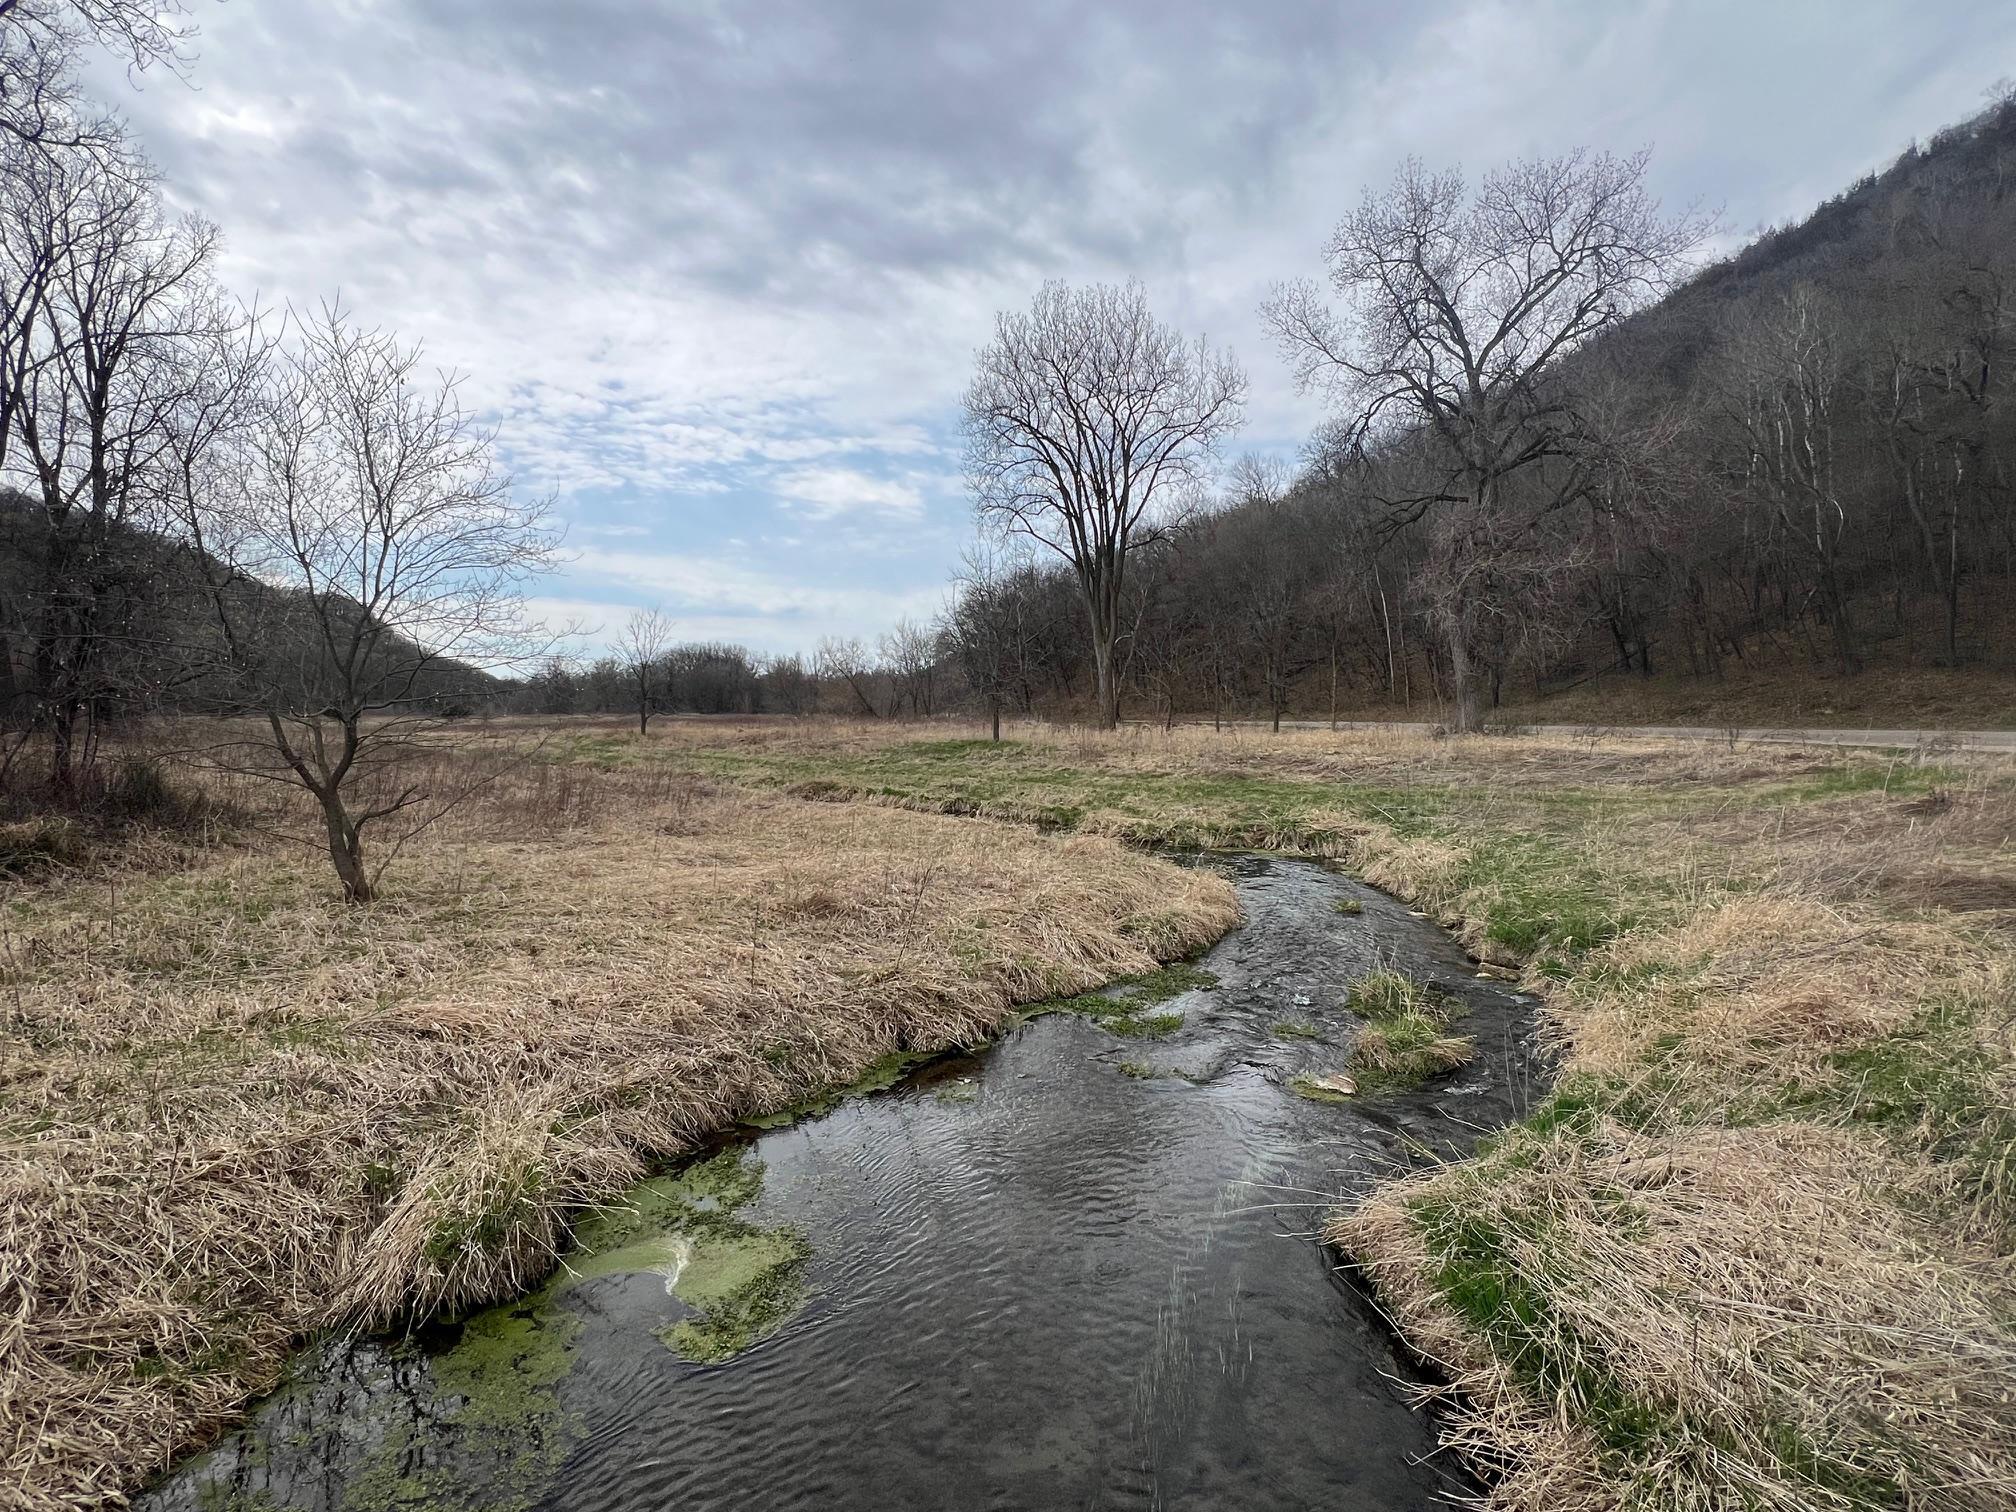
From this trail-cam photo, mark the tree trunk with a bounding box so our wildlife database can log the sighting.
[990,698,1001,742]
[1089,631,1118,727]
[48,701,77,792]
[1446,631,1483,734]
[319,793,374,904]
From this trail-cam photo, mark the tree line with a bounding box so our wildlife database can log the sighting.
[946,93,2016,732]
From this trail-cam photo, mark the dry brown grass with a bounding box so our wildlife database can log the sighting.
[639,710,1918,792]
[0,743,1234,1510]
[1318,753,2016,1509]
[1346,1120,2016,1512]
[602,716,2016,1510]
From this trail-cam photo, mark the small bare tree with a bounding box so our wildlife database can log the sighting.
[614,607,673,733]
[879,616,940,718]
[181,305,558,902]
[964,280,1245,727]
[814,634,880,718]
[946,544,1020,741]
[1266,151,1708,730]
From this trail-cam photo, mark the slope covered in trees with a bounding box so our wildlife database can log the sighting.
[936,95,2016,728]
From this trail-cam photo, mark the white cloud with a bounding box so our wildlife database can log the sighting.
[567,546,939,621]
[774,466,926,520]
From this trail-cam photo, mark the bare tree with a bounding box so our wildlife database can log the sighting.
[760,651,815,715]
[178,305,558,902]
[964,280,1246,726]
[1220,459,1321,732]
[2,131,228,784]
[879,616,940,719]
[1723,290,1863,673]
[814,634,880,718]
[614,606,673,733]
[0,1,197,157]
[945,544,1019,740]
[1266,151,1708,729]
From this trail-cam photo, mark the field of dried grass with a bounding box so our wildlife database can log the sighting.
[0,741,1235,1510]
[608,715,2016,1512]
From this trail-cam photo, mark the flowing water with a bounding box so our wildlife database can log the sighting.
[146,856,1539,1512]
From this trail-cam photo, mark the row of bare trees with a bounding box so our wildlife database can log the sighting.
[950,98,2016,730]
[0,7,559,899]
[520,614,969,728]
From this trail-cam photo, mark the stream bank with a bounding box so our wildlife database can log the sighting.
[147,854,1539,1512]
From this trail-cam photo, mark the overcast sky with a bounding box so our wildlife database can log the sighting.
[89,0,2016,656]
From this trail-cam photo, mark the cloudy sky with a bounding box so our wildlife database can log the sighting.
[88,0,2016,656]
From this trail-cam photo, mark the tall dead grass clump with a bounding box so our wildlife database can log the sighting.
[1338,1119,2016,1511]
[1325,755,2016,1510]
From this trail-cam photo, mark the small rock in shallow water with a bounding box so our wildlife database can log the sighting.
[1289,1072,1358,1104]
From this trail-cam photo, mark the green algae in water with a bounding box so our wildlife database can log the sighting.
[565,1148,812,1365]
[431,1304,582,1438]
[1039,963,1216,1039]
[659,1227,814,1363]
[741,1048,935,1129]
[317,1302,585,1512]
[1102,1009,1184,1037]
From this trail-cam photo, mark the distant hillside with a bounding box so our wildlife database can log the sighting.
[0,488,505,735]
[952,95,2016,730]
[1695,101,2016,298]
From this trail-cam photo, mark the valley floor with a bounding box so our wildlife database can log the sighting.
[634,715,2016,1512]
[8,714,2013,1511]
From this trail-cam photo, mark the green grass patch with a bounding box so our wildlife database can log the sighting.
[1346,970,1475,1091]
[1290,1073,1356,1103]
[1816,1008,2016,1229]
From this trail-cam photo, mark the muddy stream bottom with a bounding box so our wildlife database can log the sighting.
[146,856,1539,1512]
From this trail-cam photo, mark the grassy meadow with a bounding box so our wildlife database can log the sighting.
[0,736,1234,1510]
[621,715,2016,1512]
[5,712,2012,1511]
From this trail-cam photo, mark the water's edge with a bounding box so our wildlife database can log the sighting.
[146,855,1540,1512]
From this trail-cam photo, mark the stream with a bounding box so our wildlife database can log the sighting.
[145,855,1539,1512]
